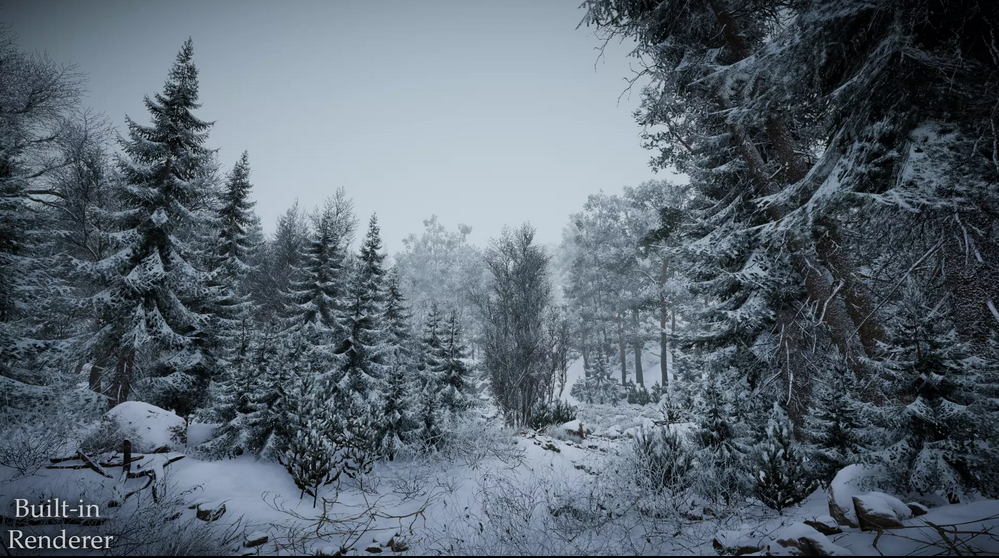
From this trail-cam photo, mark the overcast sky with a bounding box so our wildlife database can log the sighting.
[4,0,680,252]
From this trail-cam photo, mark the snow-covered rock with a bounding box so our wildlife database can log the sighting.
[804,514,842,535]
[853,495,904,531]
[104,401,187,452]
[767,523,853,556]
[827,464,890,527]
[907,502,929,516]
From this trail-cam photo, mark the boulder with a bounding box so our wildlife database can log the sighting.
[804,515,842,536]
[827,464,890,527]
[104,401,187,453]
[196,502,226,522]
[907,502,929,516]
[768,523,853,556]
[852,495,904,531]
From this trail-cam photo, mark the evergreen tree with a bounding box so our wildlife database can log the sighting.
[691,372,751,505]
[416,304,447,449]
[570,341,620,405]
[804,357,870,484]
[333,215,389,462]
[878,282,999,503]
[755,402,816,513]
[282,369,342,508]
[87,39,218,414]
[439,310,473,415]
[377,267,417,460]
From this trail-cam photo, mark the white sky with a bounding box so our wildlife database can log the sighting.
[4,0,681,252]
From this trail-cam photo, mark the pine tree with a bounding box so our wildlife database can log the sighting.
[282,370,342,508]
[691,372,751,505]
[416,304,447,449]
[570,340,620,405]
[439,310,473,415]
[210,151,257,329]
[878,282,999,503]
[377,267,417,460]
[87,39,218,414]
[755,401,816,513]
[804,357,869,484]
[333,215,389,462]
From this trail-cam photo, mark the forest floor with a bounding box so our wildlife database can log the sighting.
[4,358,999,555]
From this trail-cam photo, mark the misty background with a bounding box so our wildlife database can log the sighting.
[3,0,682,251]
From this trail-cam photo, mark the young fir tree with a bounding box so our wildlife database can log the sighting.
[201,152,259,426]
[570,340,619,405]
[281,369,343,508]
[804,356,870,484]
[210,151,256,326]
[438,310,473,416]
[87,39,218,414]
[878,282,999,503]
[755,401,816,513]
[377,268,417,460]
[416,304,447,450]
[333,215,389,462]
[197,325,283,458]
[691,372,751,505]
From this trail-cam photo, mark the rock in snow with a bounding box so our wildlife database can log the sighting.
[104,401,187,452]
[853,495,904,531]
[768,523,853,556]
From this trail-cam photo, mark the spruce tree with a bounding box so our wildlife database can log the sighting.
[377,268,417,460]
[878,282,999,502]
[804,357,869,484]
[570,340,619,405]
[333,215,389,462]
[755,401,816,513]
[282,369,342,508]
[87,39,218,414]
[691,372,751,505]
[416,304,447,449]
[439,310,473,415]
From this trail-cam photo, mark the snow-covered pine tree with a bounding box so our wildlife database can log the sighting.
[196,324,278,458]
[804,356,870,484]
[281,368,343,508]
[377,267,417,460]
[439,310,473,416]
[284,193,354,348]
[200,152,260,429]
[416,303,447,449]
[87,39,219,414]
[877,281,999,503]
[255,201,307,324]
[333,215,389,462]
[570,340,620,405]
[755,401,816,513]
[690,371,752,505]
[209,151,256,326]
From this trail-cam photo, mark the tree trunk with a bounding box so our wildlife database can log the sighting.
[109,349,134,409]
[660,257,669,390]
[707,0,883,378]
[617,315,627,385]
[633,341,644,387]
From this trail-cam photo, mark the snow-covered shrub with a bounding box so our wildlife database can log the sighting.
[0,408,77,477]
[625,381,652,405]
[754,402,816,513]
[631,426,692,494]
[97,488,243,556]
[528,399,577,431]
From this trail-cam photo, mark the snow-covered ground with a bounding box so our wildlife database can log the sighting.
[5,384,999,556]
